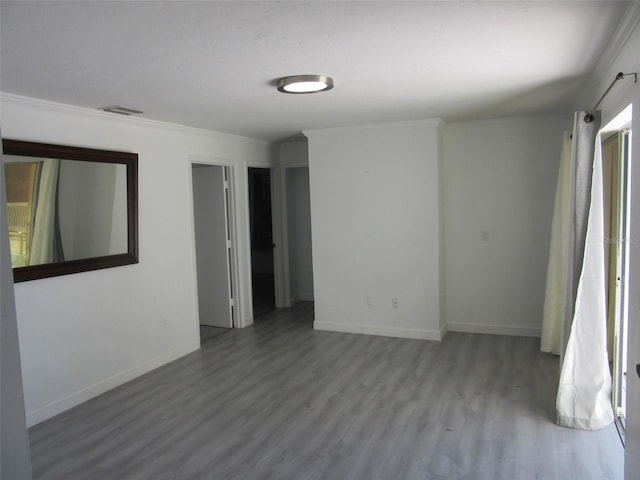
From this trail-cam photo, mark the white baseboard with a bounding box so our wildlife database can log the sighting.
[439,322,448,339]
[26,341,200,427]
[313,321,443,341]
[446,322,541,338]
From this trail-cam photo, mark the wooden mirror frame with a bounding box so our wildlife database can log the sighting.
[2,139,139,282]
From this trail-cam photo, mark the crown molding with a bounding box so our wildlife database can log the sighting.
[576,1,640,107]
[302,117,443,138]
[597,1,640,73]
[0,92,269,146]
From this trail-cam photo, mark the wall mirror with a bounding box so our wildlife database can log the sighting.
[2,139,138,282]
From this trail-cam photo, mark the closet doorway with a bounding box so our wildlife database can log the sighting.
[191,163,235,338]
[285,167,314,305]
[248,167,275,318]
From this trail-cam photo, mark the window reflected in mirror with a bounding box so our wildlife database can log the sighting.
[6,161,37,267]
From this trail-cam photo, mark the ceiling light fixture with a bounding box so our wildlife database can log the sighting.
[277,74,333,94]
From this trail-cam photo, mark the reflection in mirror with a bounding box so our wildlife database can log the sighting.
[5,156,128,267]
[2,140,138,282]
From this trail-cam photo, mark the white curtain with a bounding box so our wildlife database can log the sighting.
[29,159,63,265]
[541,111,614,430]
[541,132,572,355]
[556,131,614,429]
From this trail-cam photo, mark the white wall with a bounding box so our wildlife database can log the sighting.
[442,114,570,337]
[287,167,314,302]
[305,120,442,340]
[574,6,640,479]
[1,94,271,426]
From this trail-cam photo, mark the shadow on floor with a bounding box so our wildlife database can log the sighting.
[199,325,230,344]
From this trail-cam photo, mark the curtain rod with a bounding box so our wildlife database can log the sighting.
[584,72,637,122]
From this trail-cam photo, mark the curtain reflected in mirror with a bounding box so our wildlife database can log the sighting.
[29,158,64,266]
[2,139,138,282]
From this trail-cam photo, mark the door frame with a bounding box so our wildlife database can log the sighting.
[188,157,249,337]
[271,165,291,308]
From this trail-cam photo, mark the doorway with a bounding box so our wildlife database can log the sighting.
[286,167,314,305]
[248,168,276,318]
[191,164,235,342]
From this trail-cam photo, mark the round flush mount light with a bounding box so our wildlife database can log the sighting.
[277,74,334,94]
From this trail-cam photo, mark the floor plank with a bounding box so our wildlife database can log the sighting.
[28,302,624,479]
[199,325,230,344]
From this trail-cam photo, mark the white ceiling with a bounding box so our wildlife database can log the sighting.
[0,1,632,141]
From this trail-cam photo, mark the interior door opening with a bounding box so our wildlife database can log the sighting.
[285,166,314,307]
[192,164,235,343]
[248,167,275,319]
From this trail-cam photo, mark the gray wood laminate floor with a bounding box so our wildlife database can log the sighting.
[29,302,624,480]
[199,325,230,344]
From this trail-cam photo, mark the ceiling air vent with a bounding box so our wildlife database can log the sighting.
[100,105,144,116]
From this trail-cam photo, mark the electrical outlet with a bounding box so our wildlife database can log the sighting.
[392,297,399,308]
[366,294,374,306]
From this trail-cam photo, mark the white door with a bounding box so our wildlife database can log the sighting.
[192,164,233,328]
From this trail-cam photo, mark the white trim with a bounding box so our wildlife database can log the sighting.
[234,163,254,327]
[589,2,640,84]
[237,163,255,325]
[313,321,443,341]
[439,322,448,340]
[303,118,442,137]
[224,165,239,327]
[0,92,269,147]
[446,322,541,338]
[271,166,290,308]
[296,292,314,302]
[26,341,200,427]
[575,2,640,110]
